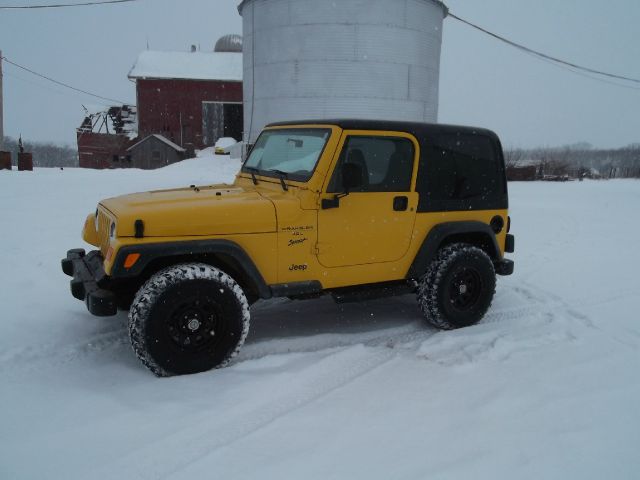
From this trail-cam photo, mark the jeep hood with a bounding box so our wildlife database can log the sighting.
[100,185,276,237]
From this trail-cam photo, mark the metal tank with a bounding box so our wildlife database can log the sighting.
[238,0,448,143]
[214,34,243,53]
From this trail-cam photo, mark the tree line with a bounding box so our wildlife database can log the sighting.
[3,135,640,177]
[504,143,640,179]
[2,136,78,168]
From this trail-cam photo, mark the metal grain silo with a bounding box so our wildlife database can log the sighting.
[214,34,243,53]
[238,0,448,143]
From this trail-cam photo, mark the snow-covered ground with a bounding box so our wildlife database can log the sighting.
[1,152,639,479]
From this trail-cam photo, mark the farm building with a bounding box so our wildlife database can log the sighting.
[506,165,538,181]
[76,35,243,170]
[128,36,243,151]
[76,105,137,169]
[126,134,186,169]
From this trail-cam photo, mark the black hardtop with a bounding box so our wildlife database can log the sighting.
[267,119,501,145]
[266,118,508,213]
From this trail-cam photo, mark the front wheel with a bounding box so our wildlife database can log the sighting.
[129,263,250,376]
[417,243,496,330]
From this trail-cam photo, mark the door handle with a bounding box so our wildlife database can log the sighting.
[393,196,408,211]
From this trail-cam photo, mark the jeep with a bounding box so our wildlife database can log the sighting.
[62,119,515,376]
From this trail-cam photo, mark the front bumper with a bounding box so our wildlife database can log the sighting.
[61,249,117,316]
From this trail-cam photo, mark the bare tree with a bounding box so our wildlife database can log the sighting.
[503,148,525,168]
[3,136,77,167]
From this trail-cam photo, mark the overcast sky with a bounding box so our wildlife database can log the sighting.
[0,0,638,148]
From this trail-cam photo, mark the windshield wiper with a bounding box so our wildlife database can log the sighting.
[268,169,289,191]
[244,166,259,185]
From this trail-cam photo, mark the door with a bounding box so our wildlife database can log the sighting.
[317,132,419,268]
[202,102,243,146]
[223,103,243,141]
[202,102,224,146]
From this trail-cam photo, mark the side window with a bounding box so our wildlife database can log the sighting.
[328,136,414,193]
[417,132,507,212]
[434,134,497,200]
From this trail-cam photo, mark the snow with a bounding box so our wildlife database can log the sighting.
[1,156,639,479]
[215,137,238,149]
[128,51,243,82]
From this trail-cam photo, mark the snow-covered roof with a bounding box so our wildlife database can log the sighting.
[127,134,186,153]
[516,158,542,167]
[128,51,242,82]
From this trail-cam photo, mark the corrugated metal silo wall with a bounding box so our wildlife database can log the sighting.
[240,0,447,143]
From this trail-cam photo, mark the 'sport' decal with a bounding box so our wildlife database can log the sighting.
[288,238,308,247]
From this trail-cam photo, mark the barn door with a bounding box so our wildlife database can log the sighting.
[202,102,225,146]
[223,104,243,141]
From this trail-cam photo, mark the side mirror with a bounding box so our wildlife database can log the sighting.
[342,162,363,192]
[322,162,364,210]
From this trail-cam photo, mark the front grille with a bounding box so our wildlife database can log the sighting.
[96,208,113,254]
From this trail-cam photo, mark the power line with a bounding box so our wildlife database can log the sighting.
[518,48,640,91]
[0,0,137,9]
[448,12,640,86]
[1,55,127,104]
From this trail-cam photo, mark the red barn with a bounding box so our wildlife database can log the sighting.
[128,46,243,151]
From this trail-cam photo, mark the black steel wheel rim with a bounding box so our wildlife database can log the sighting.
[449,267,483,311]
[166,296,225,352]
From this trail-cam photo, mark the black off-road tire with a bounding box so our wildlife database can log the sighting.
[128,263,250,377]
[417,243,496,330]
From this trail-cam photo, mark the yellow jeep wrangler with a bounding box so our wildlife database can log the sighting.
[62,119,514,376]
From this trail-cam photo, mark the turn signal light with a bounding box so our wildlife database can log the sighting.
[124,253,141,269]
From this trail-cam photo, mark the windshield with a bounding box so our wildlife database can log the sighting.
[243,128,331,181]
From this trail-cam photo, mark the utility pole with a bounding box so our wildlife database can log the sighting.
[0,50,4,152]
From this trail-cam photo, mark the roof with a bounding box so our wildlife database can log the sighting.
[128,50,242,82]
[215,34,243,53]
[237,0,448,16]
[127,134,186,153]
[266,119,499,141]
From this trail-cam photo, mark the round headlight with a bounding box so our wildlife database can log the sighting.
[110,222,116,239]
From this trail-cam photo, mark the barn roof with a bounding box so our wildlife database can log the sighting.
[128,51,242,82]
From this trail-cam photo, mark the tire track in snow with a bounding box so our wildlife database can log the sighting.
[1,279,602,377]
[89,345,396,480]
[518,280,640,351]
[84,285,576,478]
[0,284,566,376]
[415,281,640,366]
[0,326,129,376]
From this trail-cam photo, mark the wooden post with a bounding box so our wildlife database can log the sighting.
[0,151,10,170]
[18,152,33,171]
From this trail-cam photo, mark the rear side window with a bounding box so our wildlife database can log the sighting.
[417,133,507,211]
[328,136,414,193]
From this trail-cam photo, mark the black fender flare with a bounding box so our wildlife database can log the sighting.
[407,221,501,279]
[111,239,271,299]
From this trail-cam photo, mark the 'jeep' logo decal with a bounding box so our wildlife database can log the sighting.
[289,264,308,271]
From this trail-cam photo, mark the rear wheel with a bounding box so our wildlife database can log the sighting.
[129,263,250,376]
[417,243,496,330]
